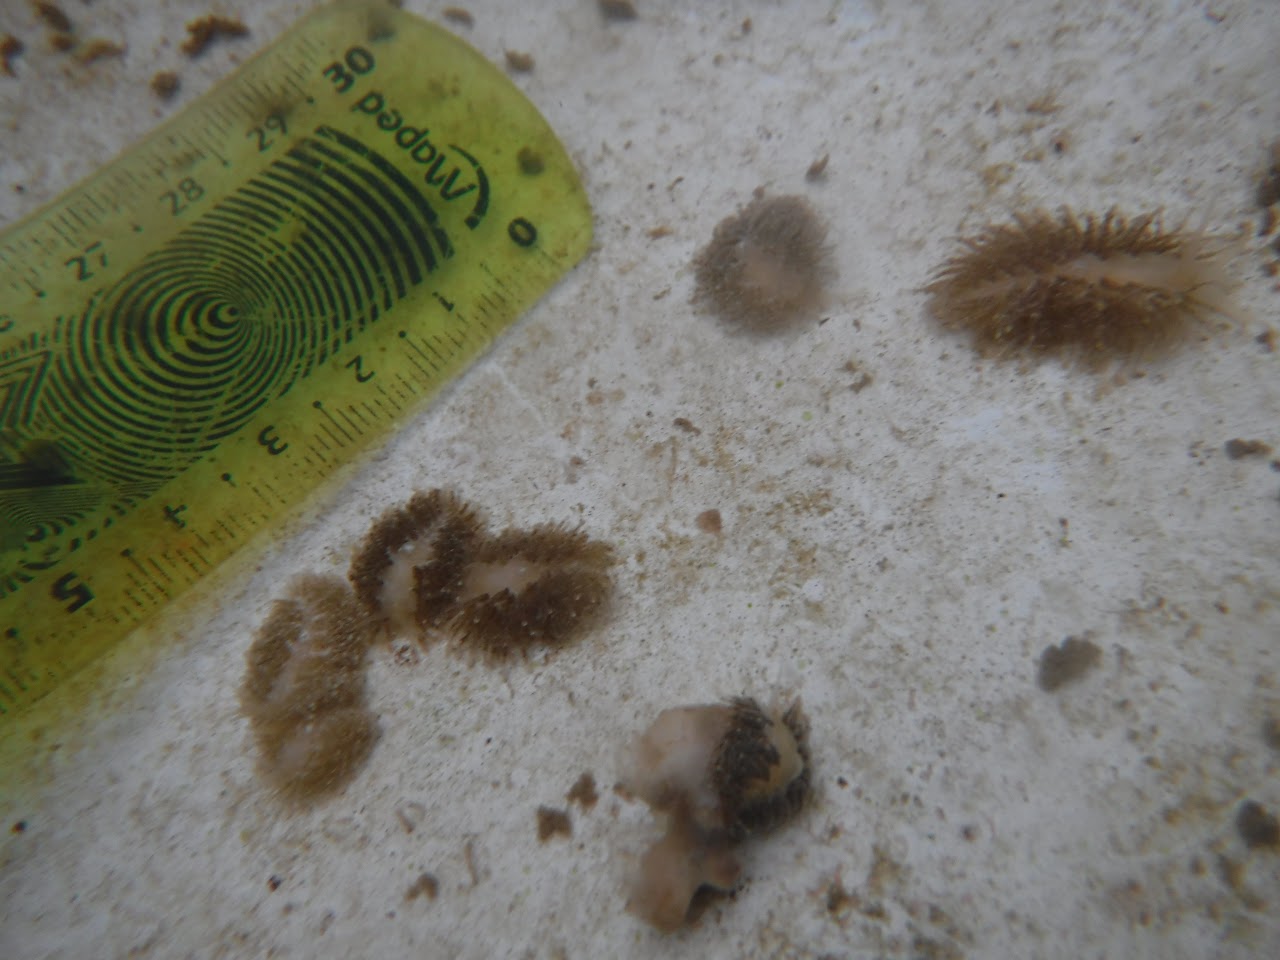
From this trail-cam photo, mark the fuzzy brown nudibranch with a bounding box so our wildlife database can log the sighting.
[348,488,617,661]
[449,524,615,661]
[694,191,834,333]
[621,697,812,932]
[240,574,379,803]
[926,207,1238,368]
[348,488,483,635]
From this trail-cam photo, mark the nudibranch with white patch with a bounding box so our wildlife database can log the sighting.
[621,697,812,932]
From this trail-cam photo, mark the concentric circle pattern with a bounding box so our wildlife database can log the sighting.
[20,126,452,509]
[1,126,452,571]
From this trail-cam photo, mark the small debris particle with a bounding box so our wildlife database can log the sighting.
[1025,93,1062,115]
[566,772,599,810]
[672,417,700,434]
[843,359,874,393]
[463,839,480,886]
[1258,141,1280,209]
[0,34,23,76]
[536,806,572,842]
[695,509,722,535]
[76,39,125,65]
[806,153,830,181]
[599,0,638,21]
[49,32,74,53]
[1037,634,1102,691]
[1224,438,1273,460]
[504,50,534,73]
[11,820,26,833]
[1236,800,1279,849]
[645,224,674,239]
[267,874,283,891]
[1264,715,1280,751]
[1258,328,1277,353]
[442,7,474,28]
[405,872,439,901]
[516,146,544,175]
[396,801,426,834]
[150,70,180,99]
[181,15,250,57]
[741,18,753,35]
[1217,854,1245,890]
[826,877,856,916]
[33,2,72,34]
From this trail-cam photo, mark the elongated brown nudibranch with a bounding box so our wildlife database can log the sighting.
[449,524,615,661]
[240,574,379,803]
[621,697,812,932]
[926,207,1238,367]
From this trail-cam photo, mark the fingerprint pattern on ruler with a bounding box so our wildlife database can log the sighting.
[0,125,454,594]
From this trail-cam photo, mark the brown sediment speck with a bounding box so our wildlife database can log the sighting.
[926,208,1239,369]
[32,2,72,33]
[1257,141,1280,209]
[504,50,534,73]
[567,772,599,810]
[75,39,125,65]
[1236,800,1279,849]
[1037,634,1102,691]
[1223,438,1273,460]
[536,806,573,842]
[695,509,722,535]
[621,697,812,931]
[442,8,474,29]
[405,872,439,901]
[150,70,180,99]
[598,0,638,21]
[805,153,830,181]
[0,34,23,76]
[181,15,249,57]
[694,191,834,334]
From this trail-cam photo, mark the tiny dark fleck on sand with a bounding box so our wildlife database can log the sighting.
[1037,634,1102,691]
[566,772,599,810]
[536,806,572,842]
[1236,800,1279,849]
[695,509,723,535]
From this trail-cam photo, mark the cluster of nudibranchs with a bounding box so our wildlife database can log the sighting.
[347,488,615,660]
[240,491,815,933]
[240,489,616,803]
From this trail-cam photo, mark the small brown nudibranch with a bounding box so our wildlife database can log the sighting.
[694,191,834,333]
[926,207,1238,368]
[347,488,482,635]
[621,697,812,932]
[448,524,615,661]
[240,574,379,803]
